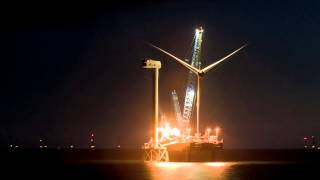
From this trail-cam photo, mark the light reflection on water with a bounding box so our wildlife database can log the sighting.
[66,160,313,179]
[146,162,236,180]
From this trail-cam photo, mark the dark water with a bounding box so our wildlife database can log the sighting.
[3,149,319,179]
[8,160,316,179]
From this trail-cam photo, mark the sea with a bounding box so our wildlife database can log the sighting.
[4,160,317,179]
[2,149,319,179]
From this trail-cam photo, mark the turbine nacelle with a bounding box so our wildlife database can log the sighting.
[198,71,205,77]
[142,59,162,69]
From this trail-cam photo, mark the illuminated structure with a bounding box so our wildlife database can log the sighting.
[149,34,246,136]
[303,136,320,149]
[142,59,169,162]
[311,136,316,149]
[143,27,246,161]
[39,138,48,149]
[171,90,183,128]
[303,136,308,149]
[180,27,204,131]
[90,133,95,149]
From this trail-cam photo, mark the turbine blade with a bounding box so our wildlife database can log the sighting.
[201,44,247,74]
[148,43,200,74]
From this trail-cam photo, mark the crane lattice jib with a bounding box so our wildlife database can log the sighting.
[171,90,183,128]
[182,28,203,128]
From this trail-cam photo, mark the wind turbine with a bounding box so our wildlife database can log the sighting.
[149,43,247,136]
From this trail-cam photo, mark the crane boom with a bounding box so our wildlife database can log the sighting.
[171,90,183,129]
[182,27,204,127]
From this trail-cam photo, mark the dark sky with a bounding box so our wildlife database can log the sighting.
[1,1,320,149]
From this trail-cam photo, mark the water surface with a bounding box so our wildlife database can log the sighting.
[63,160,316,179]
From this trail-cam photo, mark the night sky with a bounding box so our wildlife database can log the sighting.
[1,1,320,149]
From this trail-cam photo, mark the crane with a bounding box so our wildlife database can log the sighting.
[170,27,203,132]
[181,27,204,131]
[171,90,183,129]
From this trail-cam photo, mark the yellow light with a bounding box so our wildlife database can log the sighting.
[204,162,226,167]
[154,162,192,168]
[215,127,220,140]
[147,162,234,179]
[159,123,182,142]
[207,128,211,132]
[172,128,180,137]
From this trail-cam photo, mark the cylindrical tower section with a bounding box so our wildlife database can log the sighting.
[154,68,159,147]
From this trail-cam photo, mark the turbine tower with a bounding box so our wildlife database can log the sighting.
[149,41,246,135]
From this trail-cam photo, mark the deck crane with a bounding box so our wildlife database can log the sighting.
[171,90,183,128]
[181,27,204,130]
[171,27,204,133]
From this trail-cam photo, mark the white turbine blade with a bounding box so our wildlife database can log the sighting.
[201,44,247,74]
[148,43,200,74]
